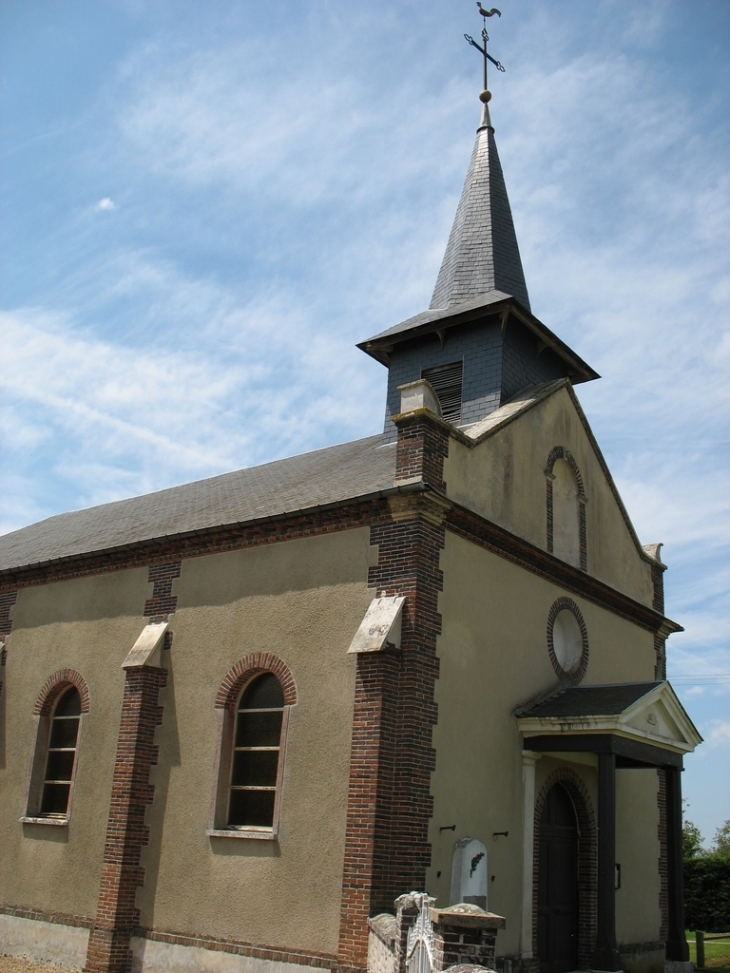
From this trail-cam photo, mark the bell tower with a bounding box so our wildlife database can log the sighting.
[358,11,598,441]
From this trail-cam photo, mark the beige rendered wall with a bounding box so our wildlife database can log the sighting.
[0,567,152,920]
[426,532,660,954]
[615,768,662,944]
[443,386,655,606]
[136,527,377,956]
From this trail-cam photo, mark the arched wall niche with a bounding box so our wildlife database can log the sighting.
[545,447,587,571]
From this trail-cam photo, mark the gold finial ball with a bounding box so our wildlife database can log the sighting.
[479,90,492,103]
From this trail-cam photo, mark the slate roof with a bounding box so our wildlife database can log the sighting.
[519,682,664,718]
[362,290,513,344]
[430,109,530,312]
[0,436,397,573]
[358,292,599,386]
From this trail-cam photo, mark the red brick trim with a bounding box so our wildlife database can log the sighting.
[0,903,94,929]
[395,413,448,491]
[546,597,589,685]
[337,412,448,970]
[445,503,669,635]
[534,769,597,968]
[0,586,17,637]
[1,502,386,591]
[134,926,338,969]
[337,650,400,967]
[143,560,181,620]
[545,446,587,572]
[85,665,167,973]
[215,653,297,711]
[1,495,674,640]
[34,669,91,716]
[546,446,585,495]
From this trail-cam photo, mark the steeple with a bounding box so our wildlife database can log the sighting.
[430,92,531,311]
[358,13,598,441]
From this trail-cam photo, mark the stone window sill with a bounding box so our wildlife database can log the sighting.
[20,815,68,827]
[206,827,277,841]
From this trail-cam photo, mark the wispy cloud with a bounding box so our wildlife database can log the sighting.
[705,720,730,750]
[96,197,116,211]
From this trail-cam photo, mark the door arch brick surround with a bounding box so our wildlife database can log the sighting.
[534,768,597,968]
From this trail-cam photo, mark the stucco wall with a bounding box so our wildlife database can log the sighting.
[136,527,377,955]
[427,532,660,955]
[1,526,376,958]
[443,385,655,606]
[0,567,151,920]
[615,768,662,944]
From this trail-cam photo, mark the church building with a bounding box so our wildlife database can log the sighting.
[0,48,700,973]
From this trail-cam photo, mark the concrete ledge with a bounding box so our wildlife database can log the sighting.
[131,936,330,973]
[0,912,89,968]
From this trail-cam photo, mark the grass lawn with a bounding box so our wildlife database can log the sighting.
[686,931,730,969]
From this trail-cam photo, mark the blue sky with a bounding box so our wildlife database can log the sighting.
[1,0,728,842]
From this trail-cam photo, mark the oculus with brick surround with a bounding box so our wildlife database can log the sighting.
[0,15,699,973]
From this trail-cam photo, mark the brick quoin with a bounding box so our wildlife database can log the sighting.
[337,410,448,971]
[0,586,17,638]
[85,665,167,973]
[0,586,17,695]
[143,560,181,620]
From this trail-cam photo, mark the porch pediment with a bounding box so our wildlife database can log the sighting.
[516,681,702,757]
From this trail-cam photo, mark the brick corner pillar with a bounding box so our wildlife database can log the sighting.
[665,765,690,965]
[85,656,168,973]
[336,383,450,971]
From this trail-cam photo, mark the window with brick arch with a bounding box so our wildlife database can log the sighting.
[40,686,81,817]
[228,673,285,829]
[552,458,580,568]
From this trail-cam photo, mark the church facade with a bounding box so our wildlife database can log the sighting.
[0,81,699,973]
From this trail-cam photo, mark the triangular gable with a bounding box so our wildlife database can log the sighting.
[463,380,653,569]
[442,379,663,605]
[621,681,702,753]
[517,681,702,756]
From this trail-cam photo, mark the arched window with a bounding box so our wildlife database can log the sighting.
[546,447,587,571]
[552,458,580,567]
[210,656,296,838]
[228,674,284,829]
[23,678,87,825]
[40,687,81,817]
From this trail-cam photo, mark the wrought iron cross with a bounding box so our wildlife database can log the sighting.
[464,4,505,93]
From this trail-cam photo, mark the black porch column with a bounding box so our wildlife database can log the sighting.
[593,752,622,971]
[665,766,689,961]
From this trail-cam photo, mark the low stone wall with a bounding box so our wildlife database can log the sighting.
[130,937,328,973]
[0,913,89,970]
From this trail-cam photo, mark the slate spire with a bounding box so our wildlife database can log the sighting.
[430,92,531,312]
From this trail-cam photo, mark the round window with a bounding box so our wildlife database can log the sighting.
[547,599,588,683]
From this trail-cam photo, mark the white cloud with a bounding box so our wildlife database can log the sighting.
[706,721,730,750]
[96,197,116,211]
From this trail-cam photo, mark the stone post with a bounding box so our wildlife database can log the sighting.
[430,903,505,971]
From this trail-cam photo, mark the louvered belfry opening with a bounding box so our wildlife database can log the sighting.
[422,361,463,424]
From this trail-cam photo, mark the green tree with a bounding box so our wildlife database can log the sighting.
[683,818,705,859]
[712,819,730,858]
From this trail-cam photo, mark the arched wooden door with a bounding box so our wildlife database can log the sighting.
[537,783,579,973]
